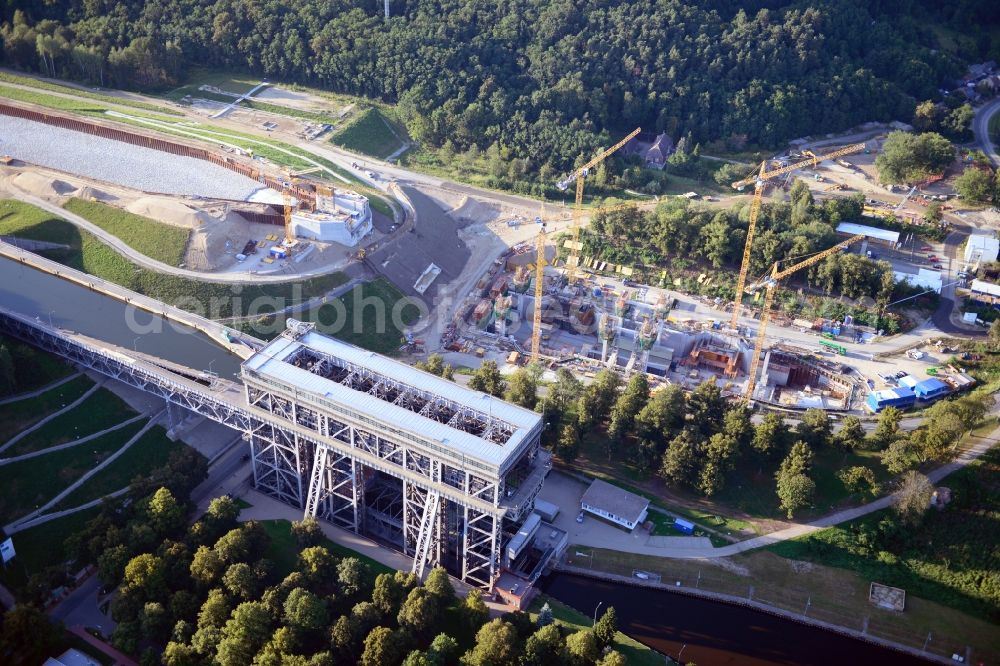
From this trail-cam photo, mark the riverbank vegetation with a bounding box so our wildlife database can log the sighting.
[568,546,1000,661]
[0,333,73,397]
[0,200,346,319]
[769,444,1000,623]
[63,198,191,267]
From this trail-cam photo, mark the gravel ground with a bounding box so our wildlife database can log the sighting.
[0,116,264,200]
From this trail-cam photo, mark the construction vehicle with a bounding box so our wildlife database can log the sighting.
[557,128,641,284]
[729,142,867,330]
[743,233,865,401]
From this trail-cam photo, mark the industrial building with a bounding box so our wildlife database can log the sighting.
[964,232,1000,264]
[241,320,549,588]
[866,387,916,412]
[836,222,899,248]
[291,186,372,246]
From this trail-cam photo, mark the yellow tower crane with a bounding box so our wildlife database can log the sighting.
[729,142,867,330]
[281,171,296,244]
[743,233,865,401]
[557,127,641,284]
[530,206,547,361]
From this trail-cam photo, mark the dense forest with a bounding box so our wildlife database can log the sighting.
[2,0,997,178]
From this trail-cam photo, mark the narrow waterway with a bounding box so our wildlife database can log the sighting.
[541,573,930,666]
[0,256,242,378]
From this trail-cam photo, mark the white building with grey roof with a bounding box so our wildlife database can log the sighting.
[241,319,547,588]
[580,479,650,531]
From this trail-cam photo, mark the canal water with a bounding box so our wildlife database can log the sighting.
[540,573,930,665]
[0,256,243,378]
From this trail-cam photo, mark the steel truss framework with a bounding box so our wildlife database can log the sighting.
[0,312,526,588]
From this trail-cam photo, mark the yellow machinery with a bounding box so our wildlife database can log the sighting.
[743,233,865,401]
[281,171,295,243]
[558,128,641,284]
[530,205,547,361]
[729,142,867,330]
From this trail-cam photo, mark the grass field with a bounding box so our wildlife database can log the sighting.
[0,375,94,444]
[4,387,136,457]
[0,505,101,593]
[0,70,182,115]
[0,334,74,396]
[768,445,1000,623]
[259,519,394,580]
[49,425,182,511]
[526,594,663,666]
[253,278,422,354]
[0,420,146,525]
[0,200,347,318]
[567,546,1000,662]
[331,108,404,159]
[63,198,191,266]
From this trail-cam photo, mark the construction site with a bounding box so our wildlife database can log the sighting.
[435,134,978,414]
[0,101,386,275]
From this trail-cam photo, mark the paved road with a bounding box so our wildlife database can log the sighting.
[931,224,986,336]
[564,426,998,560]
[973,96,1000,167]
[9,188,353,284]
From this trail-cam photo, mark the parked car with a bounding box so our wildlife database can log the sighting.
[576,511,585,523]
[932,263,943,269]
[920,245,932,252]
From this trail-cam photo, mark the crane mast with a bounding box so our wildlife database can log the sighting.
[558,128,641,284]
[530,207,547,361]
[743,233,866,401]
[729,142,867,330]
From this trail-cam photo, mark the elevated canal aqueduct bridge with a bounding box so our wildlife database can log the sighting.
[0,307,547,589]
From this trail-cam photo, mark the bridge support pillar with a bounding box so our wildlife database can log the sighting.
[304,444,362,532]
[249,420,305,508]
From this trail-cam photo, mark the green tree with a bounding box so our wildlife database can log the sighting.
[428,633,460,666]
[222,562,258,600]
[197,588,232,630]
[337,557,368,599]
[796,409,832,448]
[462,619,519,666]
[834,416,866,451]
[216,601,274,666]
[361,626,407,666]
[284,588,328,632]
[607,373,649,444]
[989,319,1000,351]
[523,624,566,666]
[123,553,167,600]
[0,605,63,665]
[776,472,816,519]
[372,572,404,617]
[290,517,324,548]
[634,384,685,441]
[923,201,943,226]
[555,422,581,463]
[955,167,994,203]
[752,412,790,457]
[397,587,439,640]
[468,360,506,397]
[699,433,739,496]
[97,543,130,586]
[660,430,697,487]
[190,546,225,587]
[297,546,338,590]
[837,465,878,496]
[505,365,539,409]
[872,406,903,449]
[536,602,554,627]
[424,566,455,603]
[565,629,600,665]
[593,606,618,648]
[461,588,489,634]
[881,436,923,473]
[688,380,725,437]
[596,651,627,666]
[876,132,954,184]
[146,486,184,535]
